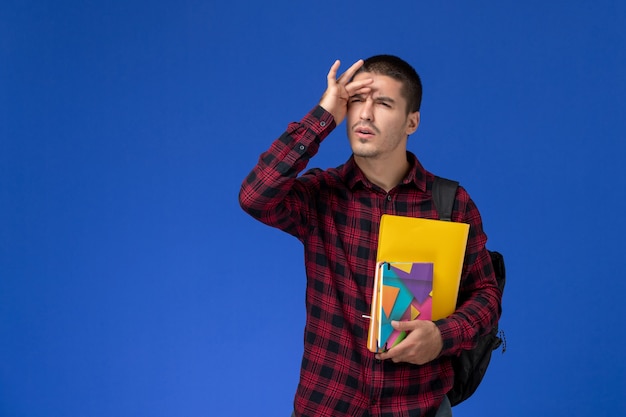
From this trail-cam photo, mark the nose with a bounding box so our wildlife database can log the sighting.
[360,98,373,121]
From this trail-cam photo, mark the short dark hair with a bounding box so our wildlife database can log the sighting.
[357,55,422,113]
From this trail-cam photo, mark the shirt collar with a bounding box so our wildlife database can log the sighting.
[341,151,428,192]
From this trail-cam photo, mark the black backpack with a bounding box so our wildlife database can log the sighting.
[432,176,506,406]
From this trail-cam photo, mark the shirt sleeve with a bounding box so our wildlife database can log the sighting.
[238,106,336,239]
[434,188,502,357]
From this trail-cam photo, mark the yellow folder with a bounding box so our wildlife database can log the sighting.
[375,214,470,321]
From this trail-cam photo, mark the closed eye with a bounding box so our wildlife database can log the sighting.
[376,98,395,108]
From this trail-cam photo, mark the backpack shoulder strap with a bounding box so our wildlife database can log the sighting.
[432,176,459,221]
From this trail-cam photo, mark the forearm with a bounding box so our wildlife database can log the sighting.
[238,106,336,228]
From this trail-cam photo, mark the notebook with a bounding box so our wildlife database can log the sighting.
[367,261,433,352]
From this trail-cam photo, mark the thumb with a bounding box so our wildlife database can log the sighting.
[391,320,413,331]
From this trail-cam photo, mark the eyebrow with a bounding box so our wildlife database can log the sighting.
[350,93,397,105]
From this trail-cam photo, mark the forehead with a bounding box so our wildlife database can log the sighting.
[353,71,405,99]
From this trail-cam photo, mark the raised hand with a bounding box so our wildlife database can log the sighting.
[319,59,373,126]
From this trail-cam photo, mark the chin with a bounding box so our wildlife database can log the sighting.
[352,148,380,158]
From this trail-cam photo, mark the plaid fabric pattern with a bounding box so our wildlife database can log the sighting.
[239,106,502,417]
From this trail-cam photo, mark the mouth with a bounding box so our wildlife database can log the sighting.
[353,124,377,138]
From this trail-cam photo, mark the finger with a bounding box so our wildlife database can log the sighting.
[327,59,341,83]
[391,320,416,331]
[337,59,364,85]
[346,78,373,96]
[375,351,389,361]
[376,346,404,362]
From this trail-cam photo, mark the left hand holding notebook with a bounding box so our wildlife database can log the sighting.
[374,320,443,365]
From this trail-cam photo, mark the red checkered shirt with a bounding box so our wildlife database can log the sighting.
[239,106,502,417]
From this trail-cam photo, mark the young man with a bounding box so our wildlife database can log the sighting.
[239,55,501,417]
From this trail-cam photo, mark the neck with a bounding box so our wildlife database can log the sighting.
[354,152,410,192]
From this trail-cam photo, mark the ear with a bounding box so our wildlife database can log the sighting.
[406,111,420,135]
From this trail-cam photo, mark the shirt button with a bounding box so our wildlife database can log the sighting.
[299,144,305,151]
[387,195,392,201]
[320,121,326,127]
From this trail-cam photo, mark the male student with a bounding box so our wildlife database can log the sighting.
[239,55,501,417]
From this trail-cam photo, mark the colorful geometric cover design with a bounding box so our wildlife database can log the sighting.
[377,262,433,351]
